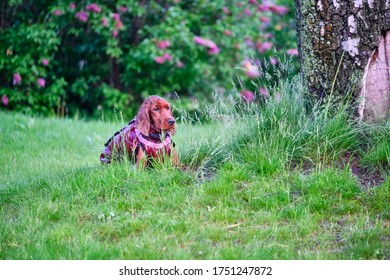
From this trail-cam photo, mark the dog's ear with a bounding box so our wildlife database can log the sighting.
[135,100,151,135]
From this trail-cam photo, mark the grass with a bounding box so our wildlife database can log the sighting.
[0,77,389,260]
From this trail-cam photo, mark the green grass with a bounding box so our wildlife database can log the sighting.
[0,80,389,260]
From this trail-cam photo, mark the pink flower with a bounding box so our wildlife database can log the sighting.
[37,78,45,88]
[242,59,260,78]
[237,2,243,7]
[258,4,271,12]
[115,20,123,29]
[259,87,270,98]
[118,6,128,12]
[163,53,173,61]
[269,5,289,15]
[42,59,49,66]
[69,3,76,10]
[112,30,118,38]
[194,36,219,54]
[208,47,220,54]
[269,57,278,65]
[86,3,101,13]
[249,0,258,5]
[240,90,255,103]
[223,7,230,14]
[176,60,185,68]
[76,11,88,22]
[154,56,165,64]
[112,13,120,21]
[287,48,299,56]
[259,16,270,23]
[244,8,252,16]
[13,73,22,85]
[223,30,232,36]
[194,36,217,49]
[53,10,62,16]
[257,41,273,53]
[101,18,108,26]
[157,40,171,50]
[1,95,9,106]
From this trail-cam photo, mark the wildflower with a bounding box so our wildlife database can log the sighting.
[242,59,260,78]
[13,73,21,85]
[258,4,271,12]
[112,13,120,21]
[37,78,45,88]
[157,40,171,50]
[208,46,220,54]
[222,7,230,14]
[1,95,9,106]
[118,6,128,12]
[42,59,49,66]
[53,10,62,16]
[257,41,273,53]
[269,5,289,15]
[223,30,232,36]
[194,36,219,55]
[112,30,118,38]
[244,37,255,48]
[101,18,108,26]
[75,11,88,22]
[248,0,258,5]
[176,60,184,68]
[269,57,278,65]
[244,8,252,16]
[115,20,123,29]
[163,53,173,61]
[154,56,165,64]
[259,16,270,23]
[287,48,299,56]
[69,3,76,10]
[240,90,255,103]
[86,3,101,13]
[259,87,270,98]
[194,36,217,49]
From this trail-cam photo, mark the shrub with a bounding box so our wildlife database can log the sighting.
[0,0,297,118]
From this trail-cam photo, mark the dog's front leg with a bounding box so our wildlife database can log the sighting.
[135,147,148,169]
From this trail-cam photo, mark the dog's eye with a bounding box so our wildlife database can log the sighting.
[153,107,159,112]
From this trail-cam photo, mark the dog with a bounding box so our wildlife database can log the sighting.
[100,95,179,167]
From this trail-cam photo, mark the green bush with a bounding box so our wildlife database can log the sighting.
[0,0,297,118]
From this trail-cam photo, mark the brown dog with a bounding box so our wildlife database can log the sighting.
[100,96,179,167]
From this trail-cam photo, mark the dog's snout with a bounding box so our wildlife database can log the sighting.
[167,119,175,126]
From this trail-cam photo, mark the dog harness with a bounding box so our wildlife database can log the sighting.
[100,119,172,164]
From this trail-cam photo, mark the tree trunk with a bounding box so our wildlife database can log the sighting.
[295,0,390,122]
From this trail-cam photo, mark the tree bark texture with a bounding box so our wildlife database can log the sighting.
[295,0,390,122]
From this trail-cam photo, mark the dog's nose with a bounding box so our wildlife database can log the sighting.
[167,119,175,125]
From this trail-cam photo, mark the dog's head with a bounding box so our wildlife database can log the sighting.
[135,95,176,135]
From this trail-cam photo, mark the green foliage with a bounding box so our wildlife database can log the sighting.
[0,0,297,117]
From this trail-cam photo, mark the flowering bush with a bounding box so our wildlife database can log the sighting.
[0,0,297,117]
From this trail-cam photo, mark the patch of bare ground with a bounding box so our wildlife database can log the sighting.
[291,153,386,189]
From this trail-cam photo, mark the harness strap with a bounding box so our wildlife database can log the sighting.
[104,120,135,147]
[135,129,171,150]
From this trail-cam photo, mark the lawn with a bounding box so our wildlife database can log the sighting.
[0,85,389,259]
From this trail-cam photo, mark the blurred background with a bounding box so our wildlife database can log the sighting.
[0,0,298,119]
